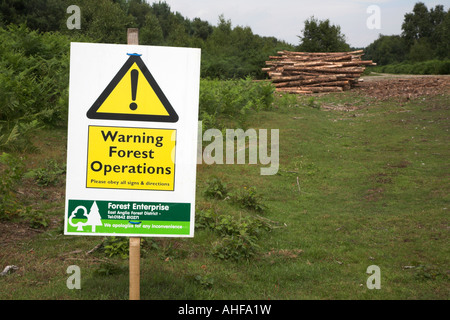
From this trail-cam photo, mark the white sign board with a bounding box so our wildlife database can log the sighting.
[64,42,200,237]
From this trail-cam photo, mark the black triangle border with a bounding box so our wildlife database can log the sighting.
[86,55,179,123]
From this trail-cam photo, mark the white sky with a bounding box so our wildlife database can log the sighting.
[159,0,449,47]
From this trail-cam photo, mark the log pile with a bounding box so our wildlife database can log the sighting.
[262,50,376,94]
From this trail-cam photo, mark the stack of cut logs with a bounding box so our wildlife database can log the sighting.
[262,50,376,94]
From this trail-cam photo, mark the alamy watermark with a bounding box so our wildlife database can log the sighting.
[197,121,279,176]
[66,265,81,289]
[366,5,381,30]
[366,265,381,289]
[66,5,81,30]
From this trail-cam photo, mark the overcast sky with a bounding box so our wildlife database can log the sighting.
[161,0,449,47]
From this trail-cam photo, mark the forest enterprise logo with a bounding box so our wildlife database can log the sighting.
[68,201,102,232]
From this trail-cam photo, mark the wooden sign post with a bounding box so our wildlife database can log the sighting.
[127,28,141,301]
[129,236,140,300]
[65,27,200,302]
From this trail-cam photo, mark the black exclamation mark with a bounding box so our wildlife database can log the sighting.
[129,69,139,110]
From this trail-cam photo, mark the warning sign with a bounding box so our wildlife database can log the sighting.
[86,126,176,191]
[86,54,179,123]
[65,42,200,238]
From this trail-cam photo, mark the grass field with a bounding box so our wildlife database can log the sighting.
[0,76,448,300]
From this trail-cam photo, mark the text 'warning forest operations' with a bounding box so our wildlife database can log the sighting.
[86,126,176,191]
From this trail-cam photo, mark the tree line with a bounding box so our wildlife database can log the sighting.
[365,2,449,65]
[0,1,448,74]
[0,0,293,79]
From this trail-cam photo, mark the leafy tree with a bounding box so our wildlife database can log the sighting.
[150,1,173,39]
[401,2,449,60]
[75,0,134,44]
[202,15,293,79]
[297,16,350,52]
[127,0,152,29]
[0,0,293,81]
[191,18,213,41]
[365,35,406,65]
[435,9,450,59]
[402,2,433,45]
[365,2,449,65]
[408,38,433,62]
[166,22,190,47]
[139,13,164,45]
[0,0,68,32]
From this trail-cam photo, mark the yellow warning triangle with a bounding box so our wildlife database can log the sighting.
[87,54,178,122]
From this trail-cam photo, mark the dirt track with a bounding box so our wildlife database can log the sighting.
[355,74,450,101]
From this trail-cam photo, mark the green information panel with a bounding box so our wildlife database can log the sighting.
[66,199,190,236]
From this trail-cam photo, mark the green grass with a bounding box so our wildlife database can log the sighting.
[0,89,448,300]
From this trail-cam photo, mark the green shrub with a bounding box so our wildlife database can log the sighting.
[0,25,71,151]
[230,186,267,213]
[199,78,274,130]
[94,262,127,277]
[26,159,66,186]
[20,207,49,229]
[0,152,51,228]
[102,237,130,259]
[203,177,228,200]
[0,120,41,152]
[193,274,214,289]
[0,153,25,219]
[212,234,259,261]
[196,209,272,261]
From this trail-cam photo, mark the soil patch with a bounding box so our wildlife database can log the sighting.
[355,75,450,101]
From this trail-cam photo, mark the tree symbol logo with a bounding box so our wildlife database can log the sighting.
[68,201,102,232]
